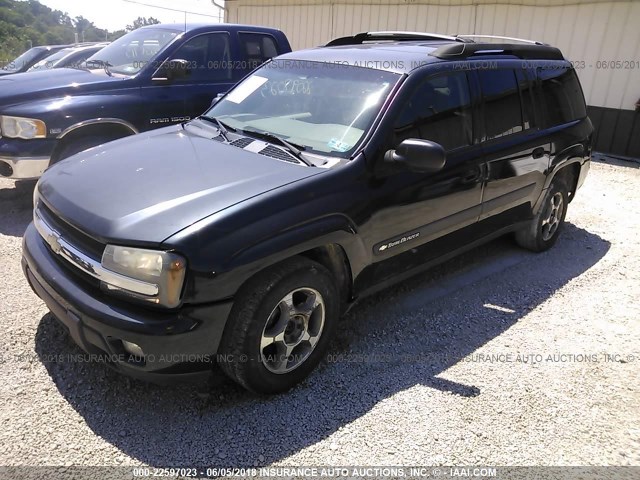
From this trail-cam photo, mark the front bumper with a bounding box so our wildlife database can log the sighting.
[22,222,234,384]
[0,137,57,179]
[0,155,50,179]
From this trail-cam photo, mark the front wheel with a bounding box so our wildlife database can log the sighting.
[515,180,568,252]
[218,257,339,394]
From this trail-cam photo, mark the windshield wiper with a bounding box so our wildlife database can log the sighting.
[240,128,313,166]
[85,59,112,77]
[198,115,235,142]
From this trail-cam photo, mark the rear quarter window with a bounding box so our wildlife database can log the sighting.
[537,67,587,127]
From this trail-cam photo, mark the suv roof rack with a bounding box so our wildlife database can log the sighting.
[430,42,564,60]
[324,31,564,61]
[455,34,547,46]
[326,31,470,47]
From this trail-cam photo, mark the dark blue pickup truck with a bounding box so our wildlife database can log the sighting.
[0,23,291,179]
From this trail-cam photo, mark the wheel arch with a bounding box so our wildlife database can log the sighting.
[534,156,583,214]
[553,161,581,203]
[51,118,138,162]
[297,244,353,312]
[213,216,367,311]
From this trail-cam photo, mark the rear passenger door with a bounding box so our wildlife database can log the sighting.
[477,64,550,225]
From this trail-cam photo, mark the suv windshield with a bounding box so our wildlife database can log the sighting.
[85,27,179,76]
[205,59,399,157]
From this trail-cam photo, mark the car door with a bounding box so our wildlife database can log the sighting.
[364,70,485,284]
[477,64,550,226]
[142,32,235,128]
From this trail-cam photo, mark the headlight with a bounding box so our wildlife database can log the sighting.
[0,115,47,139]
[32,180,40,208]
[101,245,187,308]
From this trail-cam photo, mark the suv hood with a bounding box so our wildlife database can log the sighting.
[38,125,323,245]
[0,69,123,105]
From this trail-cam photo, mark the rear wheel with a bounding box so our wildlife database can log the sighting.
[515,180,568,252]
[218,257,339,394]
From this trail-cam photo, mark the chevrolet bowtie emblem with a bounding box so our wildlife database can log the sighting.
[46,232,63,254]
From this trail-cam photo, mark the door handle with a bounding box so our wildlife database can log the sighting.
[532,147,546,159]
[461,171,480,184]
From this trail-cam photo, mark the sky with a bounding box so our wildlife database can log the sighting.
[37,0,224,31]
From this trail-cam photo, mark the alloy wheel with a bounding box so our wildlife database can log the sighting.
[541,192,564,241]
[260,287,325,374]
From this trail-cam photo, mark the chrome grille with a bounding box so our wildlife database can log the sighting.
[38,202,104,260]
[33,205,158,296]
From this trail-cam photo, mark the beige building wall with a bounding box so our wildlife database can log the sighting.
[225,0,640,113]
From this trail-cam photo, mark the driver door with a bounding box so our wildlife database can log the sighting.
[364,70,485,284]
[142,32,234,130]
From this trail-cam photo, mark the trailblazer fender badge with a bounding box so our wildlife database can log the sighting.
[375,231,420,254]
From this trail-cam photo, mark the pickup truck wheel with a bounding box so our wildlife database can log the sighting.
[54,135,121,164]
[218,257,339,394]
[515,180,568,252]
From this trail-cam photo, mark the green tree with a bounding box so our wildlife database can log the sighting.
[0,0,158,65]
[126,16,160,32]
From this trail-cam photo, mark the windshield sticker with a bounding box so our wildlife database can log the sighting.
[226,75,269,104]
[328,138,351,152]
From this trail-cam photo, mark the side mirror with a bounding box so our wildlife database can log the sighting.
[153,59,191,82]
[384,138,446,173]
[210,92,226,108]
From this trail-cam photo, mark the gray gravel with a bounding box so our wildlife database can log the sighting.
[0,157,638,468]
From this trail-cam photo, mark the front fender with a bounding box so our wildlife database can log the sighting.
[174,215,368,305]
[229,214,367,276]
[2,93,145,137]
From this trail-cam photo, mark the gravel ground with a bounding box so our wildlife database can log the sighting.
[0,156,638,469]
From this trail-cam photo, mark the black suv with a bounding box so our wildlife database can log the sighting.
[22,32,593,393]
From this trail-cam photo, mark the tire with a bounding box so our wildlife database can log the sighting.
[515,179,569,252]
[218,256,339,394]
[53,135,121,164]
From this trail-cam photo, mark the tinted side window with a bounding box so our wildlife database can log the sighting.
[478,69,523,139]
[239,33,279,70]
[394,71,473,151]
[171,33,231,82]
[538,67,587,126]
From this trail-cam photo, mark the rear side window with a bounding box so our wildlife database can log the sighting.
[478,69,523,139]
[537,67,587,126]
[394,71,473,151]
[239,33,279,70]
